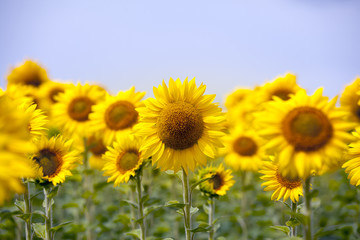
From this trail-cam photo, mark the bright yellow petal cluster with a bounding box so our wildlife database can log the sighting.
[259,161,303,203]
[340,77,360,127]
[7,60,49,88]
[136,78,225,173]
[256,88,356,178]
[38,80,72,112]
[342,131,360,186]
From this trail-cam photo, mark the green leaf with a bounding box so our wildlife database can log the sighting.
[144,205,163,216]
[141,194,150,205]
[190,177,213,193]
[62,202,79,209]
[14,199,25,213]
[164,200,186,209]
[32,223,46,239]
[285,211,309,225]
[125,229,141,239]
[270,226,290,236]
[122,200,138,209]
[32,210,46,220]
[47,186,60,199]
[50,221,72,233]
[190,222,211,233]
[94,181,109,191]
[16,213,31,222]
[190,207,199,216]
[176,209,184,216]
[286,218,300,228]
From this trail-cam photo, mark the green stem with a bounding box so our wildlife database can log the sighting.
[129,184,137,231]
[24,181,32,240]
[182,168,191,240]
[171,176,180,240]
[83,138,94,240]
[135,174,146,240]
[208,197,215,240]
[290,201,297,237]
[43,187,52,240]
[303,177,312,240]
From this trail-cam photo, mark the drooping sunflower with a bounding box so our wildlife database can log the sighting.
[135,78,225,173]
[31,136,81,186]
[259,161,303,203]
[38,80,71,112]
[7,60,50,88]
[197,164,235,197]
[223,126,266,172]
[102,135,145,185]
[340,77,360,126]
[342,130,360,186]
[256,88,356,178]
[52,83,105,136]
[89,87,146,145]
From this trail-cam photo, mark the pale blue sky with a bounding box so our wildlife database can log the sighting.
[1,0,359,102]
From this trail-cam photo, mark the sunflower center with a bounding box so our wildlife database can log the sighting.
[282,107,333,152]
[157,101,204,150]
[272,90,292,101]
[87,136,107,156]
[67,97,94,122]
[25,75,42,87]
[49,88,64,103]
[210,173,223,190]
[276,172,301,189]
[355,107,360,120]
[34,149,61,177]
[233,137,257,156]
[117,150,139,173]
[105,101,138,130]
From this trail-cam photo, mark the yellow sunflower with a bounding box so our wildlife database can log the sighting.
[135,78,225,173]
[197,164,235,197]
[7,60,50,88]
[224,88,252,110]
[257,73,302,103]
[259,161,303,203]
[21,102,48,141]
[340,77,360,126]
[256,88,356,178]
[52,83,105,136]
[102,135,145,185]
[38,80,72,112]
[342,130,360,186]
[5,84,41,107]
[31,136,81,186]
[223,126,265,172]
[89,87,146,145]
[86,135,108,170]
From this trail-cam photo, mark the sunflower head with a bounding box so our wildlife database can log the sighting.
[197,164,235,197]
[102,135,146,185]
[135,78,225,173]
[7,60,49,88]
[340,77,360,126]
[259,161,303,203]
[38,80,72,111]
[342,130,360,186]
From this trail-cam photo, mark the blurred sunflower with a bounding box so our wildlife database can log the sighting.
[224,88,252,110]
[52,83,105,136]
[86,135,108,170]
[38,80,71,111]
[259,161,303,203]
[257,88,355,178]
[89,87,145,145]
[340,77,360,126]
[7,60,49,88]
[197,164,235,197]
[5,84,41,107]
[223,126,265,172]
[136,78,225,173]
[22,102,48,141]
[342,130,360,186]
[102,135,145,185]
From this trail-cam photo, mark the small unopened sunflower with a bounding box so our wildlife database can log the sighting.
[89,87,145,145]
[136,78,225,173]
[343,130,360,186]
[197,164,235,197]
[52,83,105,136]
[102,135,145,185]
[340,77,360,126]
[260,161,303,203]
[32,136,81,186]
[223,126,265,172]
[7,60,50,88]
[256,88,356,178]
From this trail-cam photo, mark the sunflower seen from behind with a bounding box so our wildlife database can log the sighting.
[256,88,355,178]
[89,87,145,145]
[136,78,225,173]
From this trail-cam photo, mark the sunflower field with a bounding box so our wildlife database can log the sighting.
[1,60,360,240]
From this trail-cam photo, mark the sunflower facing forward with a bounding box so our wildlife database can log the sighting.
[256,88,355,178]
[135,78,225,173]
[89,87,146,145]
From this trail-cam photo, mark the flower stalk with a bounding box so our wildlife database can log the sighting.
[303,177,312,240]
[135,173,146,240]
[208,197,215,240]
[182,168,192,240]
[290,201,297,237]
[43,187,52,240]
[83,138,94,240]
[24,181,32,240]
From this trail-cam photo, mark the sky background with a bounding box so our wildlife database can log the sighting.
[0,0,359,103]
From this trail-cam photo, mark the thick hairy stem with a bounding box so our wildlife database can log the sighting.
[43,188,52,240]
[135,174,146,240]
[290,201,297,237]
[303,177,312,240]
[208,198,215,240]
[182,169,191,240]
[24,181,32,240]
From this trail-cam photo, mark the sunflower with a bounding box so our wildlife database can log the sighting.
[257,73,302,103]
[135,78,225,173]
[31,136,81,186]
[197,164,235,197]
[89,87,145,145]
[7,60,49,88]
[223,126,265,172]
[52,83,105,136]
[102,135,145,185]
[259,161,303,203]
[342,130,360,186]
[5,84,41,107]
[38,80,71,111]
[256,88,356,178]
[340,77,360,126]
[86,135,108,170]
[224,88,252,110]
[21,102,48,141]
